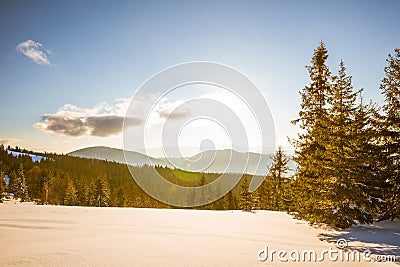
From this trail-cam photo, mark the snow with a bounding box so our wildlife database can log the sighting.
[6,150,47,163]
[0,203,398,266]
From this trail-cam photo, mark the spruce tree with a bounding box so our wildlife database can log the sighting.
[323,62,377,227]
[291,41,332,224]
[116,187,127,207]
[95,174,111,207]
[239,177,253,212]
[223,190,237,210]
[265,146,290,211]
[379,48,400,220]
[212,183,224,210]
[0,169,5,201]
[293,47,381,228]
[16,164,29,202]
[64,179,78,206]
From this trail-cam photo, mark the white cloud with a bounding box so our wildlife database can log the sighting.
[16,39,52,65]
[157,99,191,120]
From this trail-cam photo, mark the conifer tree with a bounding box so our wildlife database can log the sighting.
[239,177,253,212]
[379,48,400,220]
[322,62,377,227]
[16,164,29,202]
[293,47,381,228]
[291,41,332,224]
[95,174,111,207]
[212,183,224,210]
[64,179,78,206]
[0,169,5,200]
[265,146,290,210]
[115,187,127,207]
[223,190,237,210]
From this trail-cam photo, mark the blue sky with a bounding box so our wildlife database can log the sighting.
[0,0,399,154]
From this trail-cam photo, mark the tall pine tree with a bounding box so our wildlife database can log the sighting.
[323,62,377,227]
[379,48,400,220]
[292,44,379,228]
[291,41,332,224]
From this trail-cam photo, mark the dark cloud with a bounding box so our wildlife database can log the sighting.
[37,114,142,137]
[42,115,87,136]
[86,116,142,137]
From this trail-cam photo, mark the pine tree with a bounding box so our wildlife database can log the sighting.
[223,190,237,210]
[265,146,290,211]
[95,174,111,207]
[64,179,78,206]
[196,175,210,208]
[239,177,253,212]
[379,48,400,220]
[291,41,332,224]
[293,49,381,228]
[0,169,5,201]
[322,62,378,227]
[115,187,127,207]
[212,183,224,210]
[15,164,29,202]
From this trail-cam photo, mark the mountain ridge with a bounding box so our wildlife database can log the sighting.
[68,146,296,176]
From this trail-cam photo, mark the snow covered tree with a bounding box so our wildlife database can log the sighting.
[239,177,253,212]
[379,48,400,220]
[15,164,29,202]
[95,174,111,207]
[64,179,78,206]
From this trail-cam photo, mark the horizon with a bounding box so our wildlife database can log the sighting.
[3,143,292,158]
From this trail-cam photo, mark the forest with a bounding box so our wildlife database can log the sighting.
[1,43,399,229]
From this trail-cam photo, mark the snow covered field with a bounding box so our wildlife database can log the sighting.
[0,203,398,266]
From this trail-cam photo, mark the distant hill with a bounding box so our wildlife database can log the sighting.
[68,146,296,176]
[68,146,168,167]
[169,149,272,176]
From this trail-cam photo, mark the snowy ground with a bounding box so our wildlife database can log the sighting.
[0,202,398,266]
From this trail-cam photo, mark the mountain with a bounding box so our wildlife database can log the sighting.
[68,146,168,167]
[169,149,273,176]
[68,146,296,176]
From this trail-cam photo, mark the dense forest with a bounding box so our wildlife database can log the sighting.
[1,43,399,229]
[0,144,294,212]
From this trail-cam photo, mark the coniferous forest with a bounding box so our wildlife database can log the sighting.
[1,43,399,229]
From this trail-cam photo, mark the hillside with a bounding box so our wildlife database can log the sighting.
[68,146,168,167]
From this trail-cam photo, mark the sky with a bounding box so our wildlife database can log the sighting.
[0,0,399,156]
